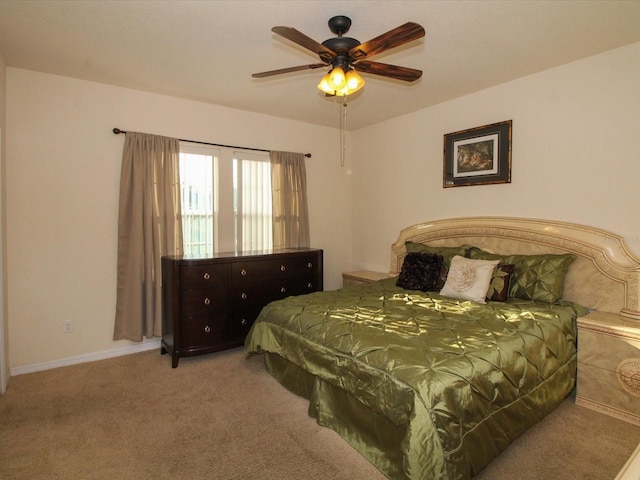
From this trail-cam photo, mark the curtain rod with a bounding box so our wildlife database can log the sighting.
[112,128,311,158]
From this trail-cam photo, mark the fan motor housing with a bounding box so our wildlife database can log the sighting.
[322,36,360,54]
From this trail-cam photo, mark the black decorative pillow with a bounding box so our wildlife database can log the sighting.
[486,264,515,302]
[396,252,444,292]
[405,242,474,289]
[405,242,472,268]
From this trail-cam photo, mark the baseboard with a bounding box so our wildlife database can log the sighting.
[575,395,640,426]
[9,340,161,376]
[616,442,640,480]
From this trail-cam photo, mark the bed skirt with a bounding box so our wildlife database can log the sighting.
[264,352,406,479]
[262,351,576,480]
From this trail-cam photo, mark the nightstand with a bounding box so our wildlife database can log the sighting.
[576,311,640,425]
[342,270,390,287]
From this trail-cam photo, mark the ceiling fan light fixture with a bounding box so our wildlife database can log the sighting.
[329,66,346,88]
[345,69,364,92]
[317,67,365,96]
[317,72,335,95]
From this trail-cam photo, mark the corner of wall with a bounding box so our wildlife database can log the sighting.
[0,53,8,393]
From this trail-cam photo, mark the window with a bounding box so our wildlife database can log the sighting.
[233,152,273,251]
[179,145,217,257]
[179,144,272,255]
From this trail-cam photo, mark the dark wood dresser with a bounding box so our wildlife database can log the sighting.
[161,248,323,367]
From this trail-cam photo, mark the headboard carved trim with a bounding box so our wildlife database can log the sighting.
[390,217,640,320]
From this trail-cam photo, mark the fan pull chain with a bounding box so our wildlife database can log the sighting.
[340,97,347,167]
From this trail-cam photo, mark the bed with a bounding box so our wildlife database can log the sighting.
[244,217,640,479]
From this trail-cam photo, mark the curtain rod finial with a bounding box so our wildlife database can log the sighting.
[113,128,126,135]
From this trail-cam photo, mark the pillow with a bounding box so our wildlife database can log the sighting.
[405,242,472,267]
[486,264,515,302]
[469,249,576,303]
[396,252,444,292]
[439,255,500,303]
[405,242,474,288]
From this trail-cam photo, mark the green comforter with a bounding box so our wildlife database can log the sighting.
[245,278,588,479]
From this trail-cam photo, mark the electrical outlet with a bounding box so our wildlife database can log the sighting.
[63,320,73,333]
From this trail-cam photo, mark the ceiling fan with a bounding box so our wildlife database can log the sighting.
[252,15,425,97]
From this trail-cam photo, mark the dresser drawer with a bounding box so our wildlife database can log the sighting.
[180,314,227,347]
[231,281,292,306]
[229,315,254,340]
[231,253,322,284]
[229,303,263,339]
[230,275,321,312]
[231,258,294,284]
[290,275,322,295]
[180,264,229,289]
[180,288,227,316]
[294,254,323,277]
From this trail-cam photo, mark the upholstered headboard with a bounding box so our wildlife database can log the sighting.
[390,217,640,320]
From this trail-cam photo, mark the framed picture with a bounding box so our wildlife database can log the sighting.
[443,120,512,187]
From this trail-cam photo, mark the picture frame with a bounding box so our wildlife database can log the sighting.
[443,120,512,187]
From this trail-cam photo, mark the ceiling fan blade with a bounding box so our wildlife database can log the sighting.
[252,63,328,78]
[272,26,337,63]
[354,61,423,82]
[349,22,425,61]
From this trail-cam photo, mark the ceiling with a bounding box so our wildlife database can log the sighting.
[1,0,640,131]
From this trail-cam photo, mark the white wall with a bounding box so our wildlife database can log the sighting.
[0,52,7,391]
[6,41,640,371]
[5,68,352,369]
[350,42,640,273]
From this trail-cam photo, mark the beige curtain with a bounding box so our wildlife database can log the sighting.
[114,132,183,341]
[270,151,310,249]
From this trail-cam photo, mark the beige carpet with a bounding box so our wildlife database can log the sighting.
[1,347,639,480]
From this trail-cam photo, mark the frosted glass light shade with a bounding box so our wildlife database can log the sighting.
[317,68,365,96]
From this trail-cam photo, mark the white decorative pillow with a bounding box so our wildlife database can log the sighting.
[440,255,500,303]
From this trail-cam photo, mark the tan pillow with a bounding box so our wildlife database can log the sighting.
[440,255,500,303]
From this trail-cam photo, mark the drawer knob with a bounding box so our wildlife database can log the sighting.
[204,325,211,333]
[203,273,210,280]
[280,265,286,271]
[280,287,286,293]
[241,319,248,326]
[204,297,211,305]
[241,269,247,276]
[241,293,247,299]
[307,283,312,288]
[307,262,313,268]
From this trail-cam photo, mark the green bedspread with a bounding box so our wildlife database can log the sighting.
[245,278,588,479]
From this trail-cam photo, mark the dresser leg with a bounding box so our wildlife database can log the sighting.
[172,356,179,368]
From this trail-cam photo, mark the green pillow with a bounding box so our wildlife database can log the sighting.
[469,248,575,303]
